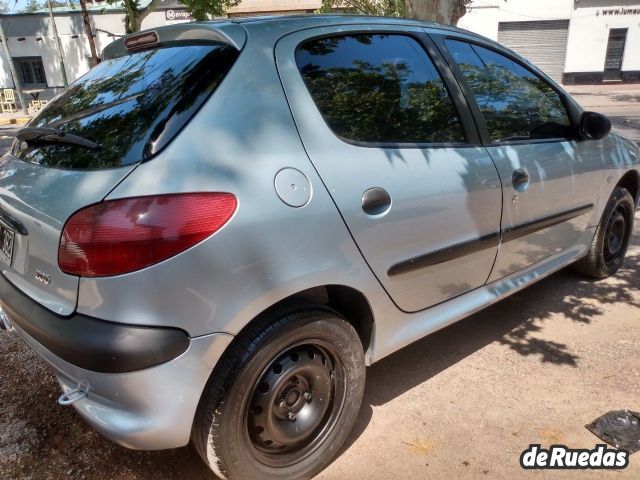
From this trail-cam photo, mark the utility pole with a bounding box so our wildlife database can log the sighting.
[0,19,27,115]
[79,0,99,67]
[47,0,68,87]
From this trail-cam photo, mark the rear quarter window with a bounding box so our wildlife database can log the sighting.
[12,43,238,170]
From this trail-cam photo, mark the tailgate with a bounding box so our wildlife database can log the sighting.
[0,26,242,316]
[0,155,134,315]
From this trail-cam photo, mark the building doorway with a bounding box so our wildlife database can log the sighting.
[603,28,627,81]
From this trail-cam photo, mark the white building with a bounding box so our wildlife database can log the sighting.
[458,0,640,84]
[0,0,322,99]
[1,0,638,98]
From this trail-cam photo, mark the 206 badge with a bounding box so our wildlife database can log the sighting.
[35,270,51,285]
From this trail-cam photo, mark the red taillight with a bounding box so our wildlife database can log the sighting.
[59,193,237,277]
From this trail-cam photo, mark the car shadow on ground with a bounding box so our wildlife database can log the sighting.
[106,243,640,480]
[340,226,640,460]
[611,94,640,104]
[1,226,638,480]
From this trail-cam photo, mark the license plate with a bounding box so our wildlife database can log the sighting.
[0,224,15,266]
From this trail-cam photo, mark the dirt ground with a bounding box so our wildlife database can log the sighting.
[1,218,639,480]
[1,226,639,480]
[1,84,640,480]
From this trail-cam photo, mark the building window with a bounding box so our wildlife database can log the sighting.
[13,57,47,87]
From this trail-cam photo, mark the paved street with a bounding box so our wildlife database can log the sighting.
[0,126,20,156]
[566,84,640,144]
[0,85,638,480]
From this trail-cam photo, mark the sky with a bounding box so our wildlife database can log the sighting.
[7,0,31,13]
[5,0,78,14]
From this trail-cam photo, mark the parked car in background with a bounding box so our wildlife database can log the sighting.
[0,15,638,480]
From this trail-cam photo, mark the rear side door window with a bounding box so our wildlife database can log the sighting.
[445,39,571,143]
[295,34,466,145]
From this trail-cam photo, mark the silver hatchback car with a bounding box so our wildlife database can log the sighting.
[0,14,638,480]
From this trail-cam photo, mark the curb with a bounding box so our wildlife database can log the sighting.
[0,117,30,126]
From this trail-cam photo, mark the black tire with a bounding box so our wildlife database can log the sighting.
[573,186,635,279]
[192,306,366,480]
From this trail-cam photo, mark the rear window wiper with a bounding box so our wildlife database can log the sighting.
[16,127,102,151]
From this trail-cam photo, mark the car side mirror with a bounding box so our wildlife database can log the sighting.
[579,111,611,140]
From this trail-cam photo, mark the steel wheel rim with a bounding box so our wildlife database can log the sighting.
[243,339,346,468]
[603,205,629,265]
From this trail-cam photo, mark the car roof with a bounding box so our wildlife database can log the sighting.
[231,14,433,27]
[224,13,475,37]
[226,14,509,60]
[104,14,493,60]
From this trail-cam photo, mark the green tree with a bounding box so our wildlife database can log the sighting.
[297,35,464,143]
[317,0,473,25]
[106,0,163,34]
[21,0,67,13]
[318,0,406,17]
[25,43,233,169]
[409,0,473,25]
[109,0,239,34]
[22,0,43,12]
[79,0,99,66]
[179,0,239,21]
[455,60,570,141]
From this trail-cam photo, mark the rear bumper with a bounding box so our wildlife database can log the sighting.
[0,272,189,373]
[10,320,233,449]
[0,273,235,449]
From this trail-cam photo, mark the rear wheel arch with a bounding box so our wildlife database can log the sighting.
[234,285,375,361]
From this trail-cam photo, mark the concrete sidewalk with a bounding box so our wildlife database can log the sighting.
[0,111,31,126]
[564,83,640,108]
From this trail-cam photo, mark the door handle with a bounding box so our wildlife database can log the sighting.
[361,187,391,216]
[512,169,530,192]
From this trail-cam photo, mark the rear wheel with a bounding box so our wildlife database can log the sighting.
[192,307,365,480]
[574,186,635,278]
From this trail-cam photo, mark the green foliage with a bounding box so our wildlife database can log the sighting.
[456,62,570,141]
[317,0,475,25]
[179,0,239,21]
[317,0,406,17]
[298,36,464,143]
[21,0,39,12]
[21,0,68,13]
[104,0,142,33]
[107,0,238,33]
[23,44,234,169]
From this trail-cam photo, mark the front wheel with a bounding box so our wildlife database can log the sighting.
[192,307,365,480]
[574,186,635,278]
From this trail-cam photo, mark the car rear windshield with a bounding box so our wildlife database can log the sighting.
[12,43,238,170]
